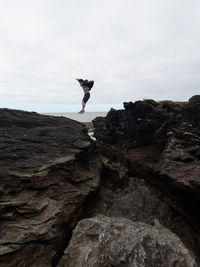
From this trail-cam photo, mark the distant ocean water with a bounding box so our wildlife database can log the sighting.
[44,112,107,122]
[2,103,123,122]
[2,104,123,113]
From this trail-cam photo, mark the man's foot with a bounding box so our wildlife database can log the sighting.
[78,110,85,114]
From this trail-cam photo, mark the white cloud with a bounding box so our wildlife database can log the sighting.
[0,0,200,111]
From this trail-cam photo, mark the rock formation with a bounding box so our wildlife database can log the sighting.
[1,95,200,266]
[0,109,101,266]
[92,95,200,263]
[58,215,198,267]
[93,95,200,205]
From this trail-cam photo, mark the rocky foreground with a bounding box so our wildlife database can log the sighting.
[0,95,200,266]
[0,109,101,266]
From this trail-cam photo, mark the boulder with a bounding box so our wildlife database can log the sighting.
[0,109,101,266]
[58,215,198,267]
[188,95,200,104]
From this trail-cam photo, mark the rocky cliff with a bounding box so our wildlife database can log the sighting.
[90,95,200,265]
[0,109,101,266]
[0,95,200,266]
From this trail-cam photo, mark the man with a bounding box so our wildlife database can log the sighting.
[76,78,94,114]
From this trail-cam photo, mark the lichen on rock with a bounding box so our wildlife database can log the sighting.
[58,215,198,267]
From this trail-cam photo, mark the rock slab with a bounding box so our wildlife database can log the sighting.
[58,214,198,267]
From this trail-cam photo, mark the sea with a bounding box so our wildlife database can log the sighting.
[44,112,107,122]
[39,104,124,122]
[2,103,123,122]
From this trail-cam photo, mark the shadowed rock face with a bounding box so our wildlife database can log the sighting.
[0,109,101,267]
[92,96,200,261]
[93,96,199,147]
[58,215,198,267]
[183,95,200,127]
[93,96,200,200]
[157,123,200,196]
[93,100,180,147]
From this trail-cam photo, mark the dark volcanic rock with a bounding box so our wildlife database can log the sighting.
[188,95,200,104]
[81,154,200,258]
[0,109,101,267]
[93,96,200,200]
[92,96,200,261]
[155,122,200,229]
[58,215,198,267]
[0,108,88,173]
[93,100,179,147]
[183,95,200,127]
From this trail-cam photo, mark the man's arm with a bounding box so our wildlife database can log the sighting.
[76,78,84,84]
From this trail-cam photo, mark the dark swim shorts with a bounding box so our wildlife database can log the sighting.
[83,92,90,103]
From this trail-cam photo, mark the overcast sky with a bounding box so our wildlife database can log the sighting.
[0,0,200,111]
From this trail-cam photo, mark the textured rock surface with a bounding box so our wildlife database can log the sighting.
[157,123,200,197]
[183,95,200,127]
[93,95,200,208]
[92,95,200,260]
[93,99,181,147]
[81,156,200,258]
[1,95,200,266]
[0,109,101,267]
[58,215,198,267]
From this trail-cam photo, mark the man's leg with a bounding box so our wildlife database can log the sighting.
[82,100,86,111]
[78,101,85,113]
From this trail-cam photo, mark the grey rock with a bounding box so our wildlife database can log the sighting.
[58,215,198,267]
